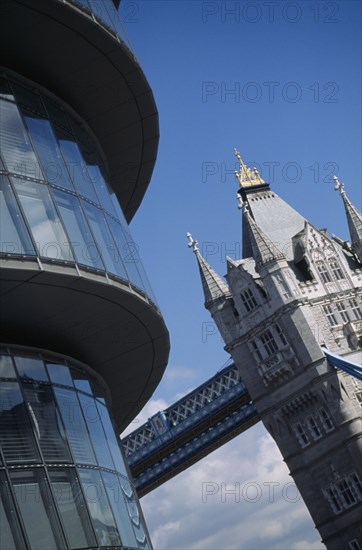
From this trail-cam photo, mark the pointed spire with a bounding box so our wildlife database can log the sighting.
[187,232,229,305]
[333,176,362,261]
[241,203,286,271]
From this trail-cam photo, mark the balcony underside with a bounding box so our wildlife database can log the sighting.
[0,258,169,431]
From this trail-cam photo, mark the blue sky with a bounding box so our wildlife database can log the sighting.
[120,1,361,548]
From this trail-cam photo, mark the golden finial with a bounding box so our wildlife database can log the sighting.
[234,149,265,188]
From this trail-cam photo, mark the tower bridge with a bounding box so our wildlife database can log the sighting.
[124,159,362,550]
[122,362,259,496]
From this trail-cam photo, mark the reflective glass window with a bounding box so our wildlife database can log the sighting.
[98,402,129,478]
[14,355,48,381]
[78,468,121,547]
[107,215,144,290]
[22,384,72,463]
[0,354,16,378]
[0,174,35,255]
[49,469,97,549]
[82,200,127,278]
[24,115,74,190]
[0,472,26,550]
[13,177,74,261]
[52,188,104,270]
[0,76,14,101]
[43,98,72,132]
[78,393,114,470]
[57,135,98,202]
[46,362,74,387]
[101,471,138,548]
[10,469,66,550]
[53,387,96,465]
[0,381,40,464]
[11,81,46,115]
[91,167,115,214]
[0,99,43,179]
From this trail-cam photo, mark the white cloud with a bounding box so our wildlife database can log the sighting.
[140,423,325,550]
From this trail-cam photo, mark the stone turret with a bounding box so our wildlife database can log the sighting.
[189,152,362,550]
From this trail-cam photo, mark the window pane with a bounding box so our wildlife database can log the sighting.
[49,469,97,549]
[53,387,96,465]
[0,174,35,255]
[77,393,114,469]
[11,82,46,115]
[98,402,129,478]
[101,471,138,548]
[14,355,48,381]
[91,168,115,214]
[52,189,104,270]
[24,116,74,190]
[43,98,72,132]
[0,471,26,550]
[122,225,156,301]
[107,215,144,289]
[82,200,127,277]
[13,177,74,261]
[0,381,40,464]
[57,136,98,202]
[10,469,65,550]
[47,363,74,387]
[0,354,16,378]
[0,99,43,179]
[78,468,121,547]
[22,383,72,463]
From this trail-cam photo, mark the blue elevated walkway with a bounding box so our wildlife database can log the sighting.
[123,350,361,497]
[122,363,259,496]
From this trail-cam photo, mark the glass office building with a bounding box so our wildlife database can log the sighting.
[0,1,170,548]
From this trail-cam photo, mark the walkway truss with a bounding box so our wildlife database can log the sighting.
[122,350,361,497]
[122,363,259,496]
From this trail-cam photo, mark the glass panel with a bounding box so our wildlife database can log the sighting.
[101,471,138,548]
[82,200,127,277]
[0,471,27,550]
[57,135,99,202]
[0,174,36,255]
[52,189,104,270]
[43,98,72,132]
[0,99,43,179]
[107,215,144,289]
[24,115,74,190]
[14,355,48,381]
[13,177,74,261]
[0,381,40,464]
[90,167,115,214]
[97,402,129,478]
[0,354,16,378]
[49,469,97,549]
[0,76,15,101]
[11,82,46,115]
[77,393,114,470]
[53,387,96,465]
[122,225,156,301]
[47,362,74,387]
[10,469,66,550]
[78,468,121,547]
[22,383,72,463]
[110,191,127,225]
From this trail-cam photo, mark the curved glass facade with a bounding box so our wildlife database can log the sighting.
[0,348,151,550]
[0,72,155,302]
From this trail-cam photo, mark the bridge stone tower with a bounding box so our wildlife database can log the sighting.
[189,151,362,550]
